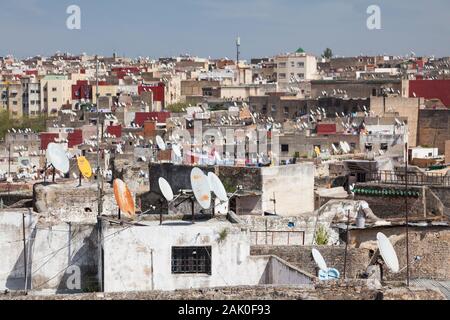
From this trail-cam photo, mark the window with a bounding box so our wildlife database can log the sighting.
[380,143,388,151]
[52,87,57,92]
[297,62,304,68]
[271,105,277,113]
[279,73,286,79]
[281,144,289,152]
[291,61,295,67]
[171,246,212,275]
[297,73,304,79]
[52,98,57,102]
[284,106,289,114]
[278,62,287,68]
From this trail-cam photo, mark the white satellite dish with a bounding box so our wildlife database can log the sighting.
[46,143,70,174]
[207,172,228,202]
[172,144,182,157]
[190,168,211,210]
[158,177,174,201]
[332,144,339,153]
[156,135,166,150]
[377,233,400,273]
[312,248,328,272]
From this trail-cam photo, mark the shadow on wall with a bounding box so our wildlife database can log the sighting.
[5,227,37,291]
[55,227,99,294]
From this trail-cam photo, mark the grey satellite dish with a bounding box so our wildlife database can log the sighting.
[158,177,174,201]
[377,233,400,273]
[156,135,166,151]
[312,248,328,272]
[207,172,228,202]
[46,143,69,174]
[190,168,211,210]
[172,144,182,157]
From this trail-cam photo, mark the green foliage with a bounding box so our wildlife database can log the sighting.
[322,48,333,60]
[293,151,300,159]
[166,102,190,113]
[217,228,229,244]
[0,111,48,140]
[315,225,329,245]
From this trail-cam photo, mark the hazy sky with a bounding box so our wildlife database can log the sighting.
[1,0,449,59]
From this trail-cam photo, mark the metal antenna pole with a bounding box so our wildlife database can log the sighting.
[96,55,103,217]
[405,142,410,287]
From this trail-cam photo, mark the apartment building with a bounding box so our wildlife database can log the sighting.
[275,49,319,91]
[40,75,73,115]
[0,81,23,117]
[21,76,41,117]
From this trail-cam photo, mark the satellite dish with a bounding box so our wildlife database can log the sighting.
[113,179,136,218]
[190,168,211,210]
[77,156,92,179]
[172,144,182,157]
[312,248,328,272]
[158,177,174,201]
[46,143,69,174]
[156,135,166,150]
[377,233,400,273]
[207,172,228,202]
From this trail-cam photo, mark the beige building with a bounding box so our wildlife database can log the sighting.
[275,49,319,90]
[40,75,74,116]
[0,81,23,118]
[92,84,118,104]
[370,96,422,147]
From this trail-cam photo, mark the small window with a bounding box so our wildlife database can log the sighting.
[271,105,276,113]
[380,143,388,151]
[171,246,212,275]
[52,98,57,102]
[281,144,289,152]
[284,107,289,115]
[52,87,57,92]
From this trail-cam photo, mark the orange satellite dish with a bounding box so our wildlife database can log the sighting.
[77,156,92,179]
[113,179,136,218]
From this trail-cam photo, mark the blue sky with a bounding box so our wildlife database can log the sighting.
[1,0,449,59]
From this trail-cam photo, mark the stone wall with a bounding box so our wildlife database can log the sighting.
[348,227,450,281]
[354,184,426,219]
[418,109,450,153]
[251,245,372,279]
[2,283,443,300]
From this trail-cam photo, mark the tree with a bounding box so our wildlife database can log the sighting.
[322,48,333,60]
[166,102,190,113]
[0,110,48,140]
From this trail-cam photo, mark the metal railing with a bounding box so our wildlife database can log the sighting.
[365,170,450,187]
[251,230,306,246]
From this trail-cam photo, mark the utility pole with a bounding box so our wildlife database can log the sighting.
[95,55,103,216]
[95,55,104,292]
[405,142,410,287]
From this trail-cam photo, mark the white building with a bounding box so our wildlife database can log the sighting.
[275,48,319,91]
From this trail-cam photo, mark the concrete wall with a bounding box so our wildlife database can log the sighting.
[260,164,314,216]
[33,182,117,224]
[0,210,98,293]
[102,221,271,292]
